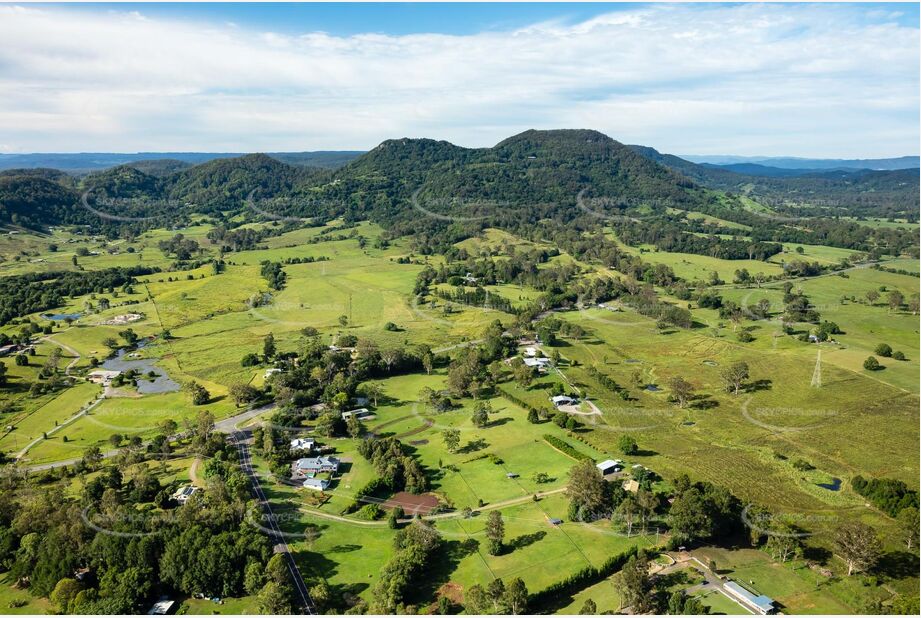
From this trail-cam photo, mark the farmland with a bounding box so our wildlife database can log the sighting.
[0,130,918,615]
[4,212,917,615]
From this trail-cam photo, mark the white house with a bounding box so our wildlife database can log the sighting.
[524,346,538,357]
[596,459,622,475]
[290,437,315,452]
[294,456,340,477]
[264,368,283,379]
[551,395,576,407]
[87,369,121,385]
[302,478,330,491]
[523,357,551,368]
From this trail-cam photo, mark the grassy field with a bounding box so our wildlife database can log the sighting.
[529,301,919,546]
[1,217,917,613]
[692,547,894,614]
[0,573,51,615]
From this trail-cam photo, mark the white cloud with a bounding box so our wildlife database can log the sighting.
[0,3,917,156]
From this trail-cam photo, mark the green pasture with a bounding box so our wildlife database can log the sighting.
[692,547,895,614]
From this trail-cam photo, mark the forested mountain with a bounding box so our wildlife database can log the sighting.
[1,130,917,257]
[166,153,321,212]
[629,145,919,221]
[303,130,708,223]
[85,165,166,199]
[127,158,193,176]
[0,173,82,229]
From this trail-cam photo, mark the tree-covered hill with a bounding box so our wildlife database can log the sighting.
[300,129,710,225]
[629,145,919,221]
[166,153,320,212]
[126,158,193,177]
[0,173,83,229]
[1,129,916,257]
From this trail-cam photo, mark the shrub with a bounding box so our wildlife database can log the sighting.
[543,435,592,462]
[528,546,640,608]
[357,503,382,520]
[863,356,881,371]
[874,343,892,357]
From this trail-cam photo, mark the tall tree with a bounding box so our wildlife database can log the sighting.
[897,507,919,552]
[617,551,655,613]
[888,290,904,312]
[567,459,607,521]
[834,522,882,576]
[667,376,694,408]
[764,522,803,563]
[485,511,505,556]
[720,361,750,395]
[442,428,460,453]
[263,333,276,360]
[504,578,528,615]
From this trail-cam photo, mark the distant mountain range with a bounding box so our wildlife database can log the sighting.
[1,130,917,253]
[0,151,364,173]
[681,154,919,171]
[1,150,916,176]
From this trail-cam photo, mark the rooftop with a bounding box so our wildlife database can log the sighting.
[724,581,775,613]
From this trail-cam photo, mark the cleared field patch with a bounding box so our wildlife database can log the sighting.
[0,381,100,458]
[692,547,889,614]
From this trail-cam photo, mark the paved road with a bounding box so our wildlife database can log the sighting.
[232,429,315,614]
[214,402,277,433]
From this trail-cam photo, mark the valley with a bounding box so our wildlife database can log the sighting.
[0,130,918,615]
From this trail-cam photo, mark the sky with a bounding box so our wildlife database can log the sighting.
[0,2,918,157]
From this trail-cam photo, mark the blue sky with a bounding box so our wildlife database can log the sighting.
[47,2,651,36]
[1,2,918,156]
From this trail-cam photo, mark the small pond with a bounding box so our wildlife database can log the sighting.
[645,385,661,392]
[624,359,641,364]
[42,313,82,321]
[101,343,180,394]
[816,477,842,491]
[702,360,719,366]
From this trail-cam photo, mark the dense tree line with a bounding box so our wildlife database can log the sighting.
[616,219,782,260]
[357,437,428,494]
[0,266,158,326]
[0,433,280,613]
[370,520,442,612]
[852,476,920,518]
[260,261,286,290]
